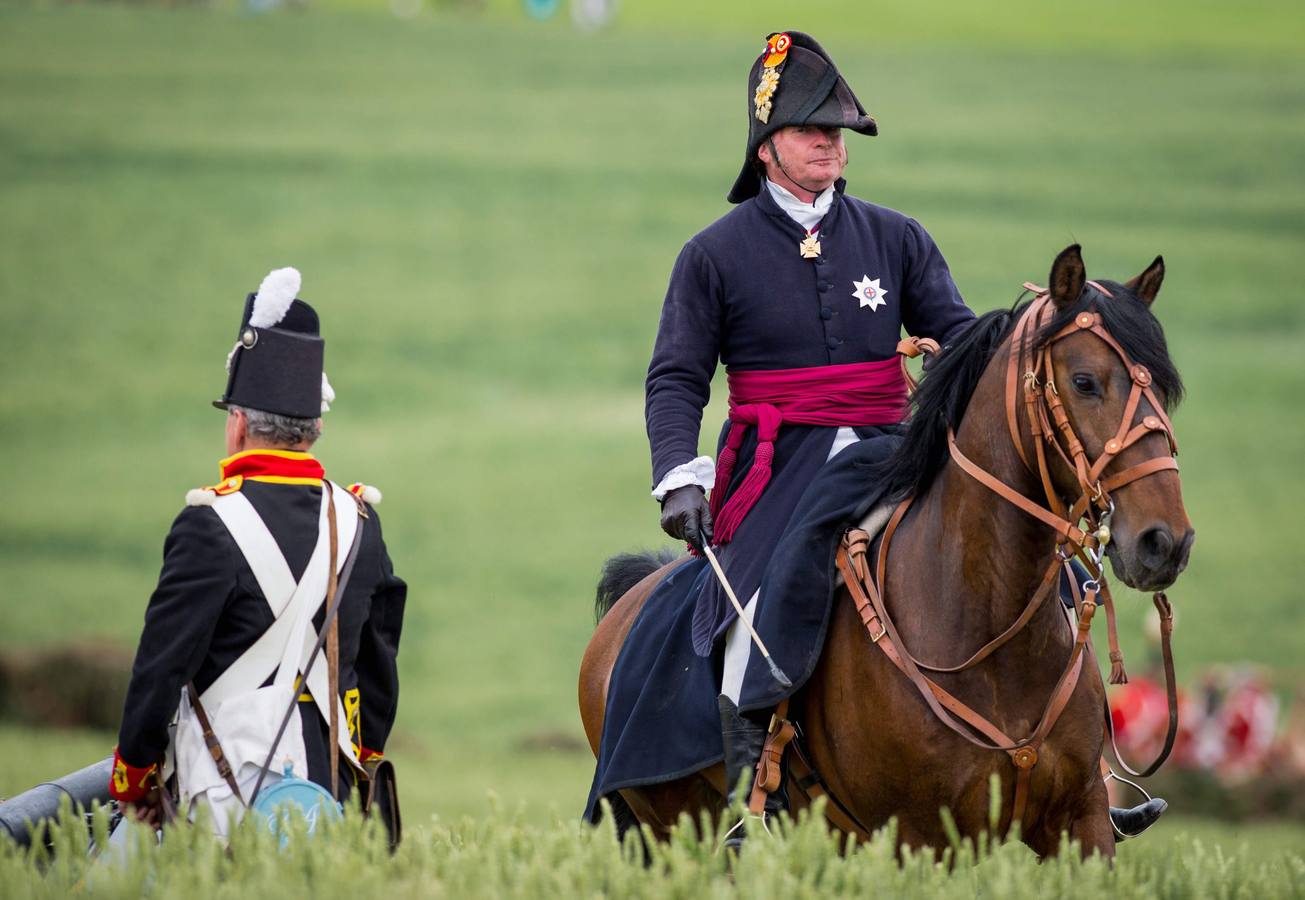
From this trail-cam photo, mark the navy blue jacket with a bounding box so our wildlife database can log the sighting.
[645,180,975,486]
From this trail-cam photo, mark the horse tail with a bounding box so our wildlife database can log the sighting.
[594,549,677,625]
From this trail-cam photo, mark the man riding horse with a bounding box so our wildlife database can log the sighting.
[586,31,1167,849]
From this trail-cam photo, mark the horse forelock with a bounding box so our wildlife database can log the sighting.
[1032,280,1185,413]
[878,280,1184,503]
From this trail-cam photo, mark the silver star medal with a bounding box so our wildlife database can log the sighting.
[853,275,888,312]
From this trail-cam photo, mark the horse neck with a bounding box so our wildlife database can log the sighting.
[903,343,1062,641]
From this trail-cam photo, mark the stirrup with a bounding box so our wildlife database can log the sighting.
[1105,768,1167,840]
[719,812,772,853]
[1109,798,1167,840]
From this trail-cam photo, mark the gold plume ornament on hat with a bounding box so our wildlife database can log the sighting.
[753,32,791,123]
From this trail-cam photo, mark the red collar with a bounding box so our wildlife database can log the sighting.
[218,449,324,485]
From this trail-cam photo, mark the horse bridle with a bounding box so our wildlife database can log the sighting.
[836,282,1183,831]
[984,280,1178,552]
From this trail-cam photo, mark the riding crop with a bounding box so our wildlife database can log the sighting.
[701,544,792,689]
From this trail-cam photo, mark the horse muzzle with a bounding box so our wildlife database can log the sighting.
[1106,523,1195,592]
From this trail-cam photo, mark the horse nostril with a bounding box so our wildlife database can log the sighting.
[1138,526,1175,569]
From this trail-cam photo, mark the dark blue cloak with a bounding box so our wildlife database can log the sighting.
[584,433,902,820]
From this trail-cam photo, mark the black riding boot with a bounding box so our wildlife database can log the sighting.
[1109,797,1168,840]
[718,695,783,852]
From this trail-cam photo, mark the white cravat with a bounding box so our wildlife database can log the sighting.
[764,177,834,232]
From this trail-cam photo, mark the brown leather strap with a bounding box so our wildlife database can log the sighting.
[912,557,1062,674]
[1004,291,1050,471]
[1067,456,1180,524]
[845,533,1013,746]
[838,532,1092,827]
[1105,592,1179,777]
[154,767,178,824]
[947,431,1094,548]
[787,740,876,843]
[186,681,244,804]
[325,487,341,800]
[896,336,940,394]
[747,698,796,815]
[1098,581,1128,684]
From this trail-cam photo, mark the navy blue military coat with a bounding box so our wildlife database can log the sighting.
[589,180,978,818]
[646,178,975,487]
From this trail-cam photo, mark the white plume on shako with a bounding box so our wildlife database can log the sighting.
[249,266,301,328]
[225,266,336,413]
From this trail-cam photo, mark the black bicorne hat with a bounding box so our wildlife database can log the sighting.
[727,31,878,204]
[213,268,328,420]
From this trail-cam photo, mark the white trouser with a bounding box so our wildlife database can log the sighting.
[189,766,285,840]
[720,427,859,702]
[103,767,285,863]
[720,590,759,704]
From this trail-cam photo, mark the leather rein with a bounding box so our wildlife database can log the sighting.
[836,284,1182,828]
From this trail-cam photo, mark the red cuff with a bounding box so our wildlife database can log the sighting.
[358,746,384,763]
[109,747,157,803]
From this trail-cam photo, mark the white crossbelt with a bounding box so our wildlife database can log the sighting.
[200,482,359,757]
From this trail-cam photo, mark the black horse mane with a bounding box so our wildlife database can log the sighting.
[877,281,1185,502]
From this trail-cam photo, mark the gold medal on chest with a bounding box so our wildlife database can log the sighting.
[799,231,822,259]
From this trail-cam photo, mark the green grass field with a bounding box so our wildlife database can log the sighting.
[1,0,1303,864]
[4,801,1305,898]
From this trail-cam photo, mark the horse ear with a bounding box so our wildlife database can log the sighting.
[1048,244,1086,310]
[1124,255,1165,307]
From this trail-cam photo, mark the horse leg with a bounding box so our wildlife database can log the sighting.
[619,768,728,842]
[604,791,649,852]
[1033,776,1115,861]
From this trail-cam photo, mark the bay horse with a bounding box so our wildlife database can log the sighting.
[579,245,1193,860]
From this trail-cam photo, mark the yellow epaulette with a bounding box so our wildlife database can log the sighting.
[184,474,244,507]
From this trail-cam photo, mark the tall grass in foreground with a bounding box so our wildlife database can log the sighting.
[5,798,1302,899]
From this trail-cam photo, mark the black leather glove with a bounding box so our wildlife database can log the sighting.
[660,485,714,552]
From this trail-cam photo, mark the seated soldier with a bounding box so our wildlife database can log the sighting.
[108,267,406,838]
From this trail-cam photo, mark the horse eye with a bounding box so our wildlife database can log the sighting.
[1072,373,1101,397]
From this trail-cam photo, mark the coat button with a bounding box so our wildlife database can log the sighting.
[815,257,827,267]
[820,307,833,320]
[827,337,841,350]
[818,282,831,293]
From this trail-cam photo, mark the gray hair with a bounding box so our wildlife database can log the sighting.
[231,405,321,447]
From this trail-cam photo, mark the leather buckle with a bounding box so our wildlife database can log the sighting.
[1012,746,1039,770]
[869,619,887,643]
